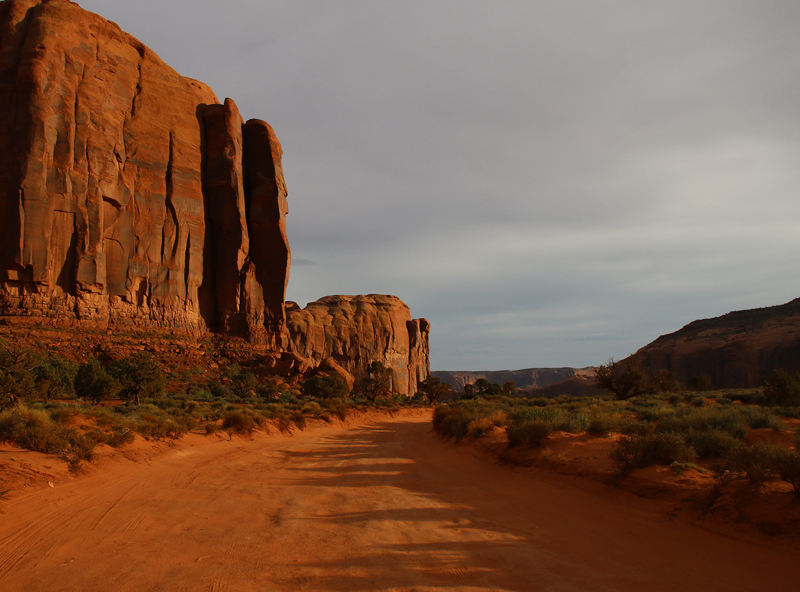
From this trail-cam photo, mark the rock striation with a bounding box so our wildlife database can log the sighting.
[0,0,290,347]
[286,295,430,396]
[0,1,430,394]
[634,298,800,388]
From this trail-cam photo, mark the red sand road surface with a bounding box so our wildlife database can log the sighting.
[1,413,799,591]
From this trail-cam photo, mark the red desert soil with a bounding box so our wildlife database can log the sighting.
[1,411,799,592]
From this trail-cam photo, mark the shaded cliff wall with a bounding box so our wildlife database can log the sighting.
[286,295,430,396]
[0,0,290,345]
[634,298,800,388]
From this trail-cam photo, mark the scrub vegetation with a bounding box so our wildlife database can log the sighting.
[0,338,429,468]
[433,384,800,497]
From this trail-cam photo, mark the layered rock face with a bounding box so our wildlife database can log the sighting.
[286,295,430,396]
[0,1,431,393]
[635,298,800,388]
[0,0,290,346]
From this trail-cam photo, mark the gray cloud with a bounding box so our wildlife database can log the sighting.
[79,0,800,369]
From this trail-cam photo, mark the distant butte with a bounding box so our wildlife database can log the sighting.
[635,298,800,388]
[0,0,429,394]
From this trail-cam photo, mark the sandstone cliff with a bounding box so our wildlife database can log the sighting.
[286,295,430,396]
[0,0,290,346]
[634,298,800,388]
[0,1,430,394]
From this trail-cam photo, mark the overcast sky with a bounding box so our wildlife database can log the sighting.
[77,0,800,371]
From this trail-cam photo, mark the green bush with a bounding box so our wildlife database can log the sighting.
[586,412,629,436]
[417,376,451,404]
[689,372,714,392]
[722,442,782,485]
[610,433,696,473]
[763,369,800,407]
[433,399,507,441]
[222,410,259,434]
[0,406,95,462]
[655,407,749,439]
[352,361,393,402]
[776,449,800,498]
[33,356,78,400]
[0,341,38,410]
[683,428,740,458]
[75,359,117,404]
[507,421,550,446]
[302,374,350,399]
[109,353,165,406]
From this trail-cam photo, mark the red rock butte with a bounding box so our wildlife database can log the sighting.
[0,0,429,394]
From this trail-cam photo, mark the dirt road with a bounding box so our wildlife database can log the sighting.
[1,413,798,591]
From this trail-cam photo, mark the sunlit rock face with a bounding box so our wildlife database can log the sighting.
[0,1,429,392]
[286,295,430,396]
[0,0,289,347]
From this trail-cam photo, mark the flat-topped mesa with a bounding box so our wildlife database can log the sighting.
[286,295,430,396]
[0,0,290,346]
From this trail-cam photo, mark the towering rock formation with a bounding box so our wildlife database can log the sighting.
[286,295,430,396]
[0,0,429,393]
[635,298,800,388]
[0,0,290,347]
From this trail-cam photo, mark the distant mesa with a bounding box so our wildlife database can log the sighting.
[438,296,800,396]
[433,368,599,397]
[0,0,428,394]
[634,298,800,389]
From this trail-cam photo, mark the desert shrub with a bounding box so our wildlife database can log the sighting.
[74,358,118,404]
[0,341,38,410]
[651,370,682,393]
[506,421,550,446]
[763,369,800,407]
[683,428,740,458]
[302,374,350,400]
[510,406,570,431]
[126,407,192,440]
[352,361,393,402]
[610,433,695,473]
[301,401,323,415]
[655,407,748,439]
[106,428,135,447]
[689,372,714,392]
[33,356,78,400]
[722,442,782,486]
[593,356,665,400]
[109,353,165,406]
[635,403,675,423]
[291,411,307,430]
[776,449,800,498]
[222,410,259,434]
[275,414,293,432]
[417,376,452,404]
[433,399,507,441]
[226,365,258,398]
[723,390,762,404]
[738,407,784,430]
[586,412,629,436]
[465,410,508,438]
[208,381,229,398]
[321,397,355,420]
[466,417,495,438]
[0,406,95,461]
